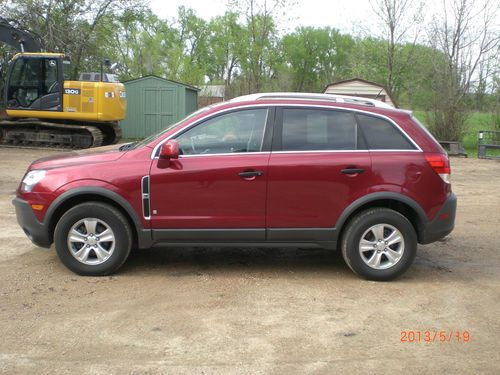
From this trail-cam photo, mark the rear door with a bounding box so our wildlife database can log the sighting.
[266,106,373,242]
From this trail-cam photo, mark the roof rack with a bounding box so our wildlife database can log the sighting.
[229,92,395,109]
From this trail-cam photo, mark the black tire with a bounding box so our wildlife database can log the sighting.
[54,202,132,276]
[341,208,417,281]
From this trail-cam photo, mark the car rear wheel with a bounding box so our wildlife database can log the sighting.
[341,208,417,281]
[54,202,132,276]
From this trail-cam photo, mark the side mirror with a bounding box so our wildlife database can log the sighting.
[160,139,179,159]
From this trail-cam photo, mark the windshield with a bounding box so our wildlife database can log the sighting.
[126,105,215,150]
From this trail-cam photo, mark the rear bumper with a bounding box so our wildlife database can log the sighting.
[12,197,52,248]
[419,193,457,244]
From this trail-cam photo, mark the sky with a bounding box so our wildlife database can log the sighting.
[148,0,377,35]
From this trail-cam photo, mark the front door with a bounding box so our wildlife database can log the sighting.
[149,107,272,241]
[266,107,373,242]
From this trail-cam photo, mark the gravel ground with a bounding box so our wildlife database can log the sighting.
[0,147,499,374]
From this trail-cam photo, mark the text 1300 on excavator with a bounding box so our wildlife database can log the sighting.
[0,17,126,148]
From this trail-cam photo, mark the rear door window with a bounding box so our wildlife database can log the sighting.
[280,108,364,151]
[356,114,416,150]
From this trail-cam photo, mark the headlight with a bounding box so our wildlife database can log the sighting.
[22,170,46,192]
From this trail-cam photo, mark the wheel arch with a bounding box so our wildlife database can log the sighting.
[335,193,428,244]
[46,187,152,249]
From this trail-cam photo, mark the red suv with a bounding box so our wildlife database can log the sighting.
[13,93,456,280]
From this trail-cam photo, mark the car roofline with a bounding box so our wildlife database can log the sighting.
[227,92,395,109]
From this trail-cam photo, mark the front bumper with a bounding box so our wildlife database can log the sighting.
[419,193,457,244]
[12,197,52,248]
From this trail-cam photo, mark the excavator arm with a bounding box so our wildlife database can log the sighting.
[0,17,42,52]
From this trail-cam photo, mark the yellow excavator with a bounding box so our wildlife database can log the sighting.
[0,17,126,148]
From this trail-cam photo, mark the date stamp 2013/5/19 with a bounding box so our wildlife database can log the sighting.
[400,330,471,343]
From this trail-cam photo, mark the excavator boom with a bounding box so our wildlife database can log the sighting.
[0,17,42,52]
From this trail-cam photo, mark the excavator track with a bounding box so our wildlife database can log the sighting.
[0,118,121,149]
[96,121,122,145]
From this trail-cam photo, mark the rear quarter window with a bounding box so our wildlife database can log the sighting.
[356,114,416,150]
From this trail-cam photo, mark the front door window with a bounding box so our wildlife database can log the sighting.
[176,108,268,155]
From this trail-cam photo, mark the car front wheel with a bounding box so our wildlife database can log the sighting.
[54,202,132,276]
[341,208,417,281]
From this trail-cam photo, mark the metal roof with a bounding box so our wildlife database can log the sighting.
[123,75,200,92]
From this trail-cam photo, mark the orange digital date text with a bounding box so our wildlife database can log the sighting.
[400,330,471,343]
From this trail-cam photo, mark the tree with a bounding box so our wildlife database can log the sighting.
[174,6,210,85]
[228,0,292,93]
[106,9,175,79]
[427,0,500,141]
[107,6,210,85]
[1,0,147,78]
[206,12,243,86]
[370,0,425,100]
[281,27,354,92]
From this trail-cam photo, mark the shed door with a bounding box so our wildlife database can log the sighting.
[144,87,177,135]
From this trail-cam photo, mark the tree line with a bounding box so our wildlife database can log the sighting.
[1,0,498,141]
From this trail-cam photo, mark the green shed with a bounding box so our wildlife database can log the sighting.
[120,75,199,139]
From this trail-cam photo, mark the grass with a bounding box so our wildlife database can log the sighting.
[412,111,499,157]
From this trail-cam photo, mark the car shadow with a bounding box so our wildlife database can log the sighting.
[117,244,466,282]
[120,246,353,277]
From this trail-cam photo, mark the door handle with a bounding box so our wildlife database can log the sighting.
[341,168,365,175]
[238,170,264,178]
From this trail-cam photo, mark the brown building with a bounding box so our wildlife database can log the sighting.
[198,85,225,108]
[322,78,397,108]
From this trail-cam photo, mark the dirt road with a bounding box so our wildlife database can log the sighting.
[0,147,499,374]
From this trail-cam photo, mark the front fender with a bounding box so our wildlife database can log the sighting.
[45,181,152,248]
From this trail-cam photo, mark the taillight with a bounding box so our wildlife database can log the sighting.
[425,153,451,183]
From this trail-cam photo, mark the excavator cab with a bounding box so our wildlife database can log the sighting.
[6,53,63,111]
